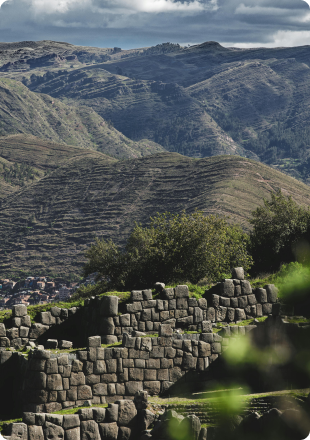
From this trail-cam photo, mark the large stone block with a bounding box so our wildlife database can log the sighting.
[215,306,227,322]
[41,312,56,326]
[47,374,63,391]
[66,428,80,440]
[220,279,234,297]
[175,285,189,298]
[141,338,152,352]
[100,296,119,317]
[46,359,58,374]
[19,326,29,338]
[9,423,27,440]
[12,304,27,317]
[232,267,244,280]
[99,423,118,440]
[226,308,235,322]
[29,324,49,339]
[162,288,174,300]
[255,288,267,303]
[247,294,257,306]
[117,427,131,440]
[106,404,119,423]
[88,336,101,347]
[169,367,183,382]
[194,307,203,323]
[44,423,64,440]
[70,372,85,386]
[93,383,108,396]
[198,341,211,357]
[149,347,164,358]
[143,381,161,395]
[28,425,44,440]
[235,308,246,321]
[81,421,100,440]
[206,307,215,322]
[0,323,6,337]
[238,296,248,308]
[100,317,115,335]
[77,385,92,400]
[125,381,143,396]
[93,408,106,423]
[143,290,153,300]
[21,315,31,327]
[131,291,143,301]
[7,327,19,339]
[120,314,131,327]
[241,280,252,295]
[262,303,273,315]
[129,368,144,381]
[159,324,173,337]
[265,284,278,303]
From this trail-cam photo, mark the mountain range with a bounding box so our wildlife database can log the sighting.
[1,40,310,276]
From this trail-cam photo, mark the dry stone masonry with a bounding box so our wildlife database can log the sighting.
[1,268,305,417]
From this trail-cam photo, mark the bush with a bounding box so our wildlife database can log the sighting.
[83,211,252,290]
[250,190,310,273]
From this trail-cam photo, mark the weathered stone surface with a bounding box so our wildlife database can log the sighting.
[28,425,44,440]
[0,323,6,337]
[45,415,63,426]
[125,381,143,396]
[41,312,56,326]
[46,359,58,374]
[106,404,119,423]
[99,423,118,440]
[93,408,106,423]
[100,296,119,317]
[200,333,213,343]
[238,296,248,308]
[140,338,152,352]
[88,336,101,347]
[47,374,63,391]
[81,421,100,440]
[65,428,80,440]
[198,341,211,357]
[215,306,227,321]
[117,427,131,440]
[144,381,161,395]
[100,317,115,335]
[44,423,64,440]
[7,327,19,339]
[198,298,207,310]
[159,324,173,337]
[226,308,235,322]
[12,304,27,317]
[175,285,189,298]
[232,267,244,280]
[131,290,143,301]
[220,279,234,297]
[120,314,131,327]
[206,307,215,322]
[19,326,29,338]
[70,372,85,386]
[265,284,278,303]
[29,324,49,339]
[21,315,31,327]
[241,280,252,295]
[10,423,28,440]
[255,288,267,303]
[263,303,273,315]
[0,337,10,348]
[77,385,92,400]
[210,343,221,354]
[169,367,183,382]
[194,307,203,323]
[235,308,246,321]
[247,294,257,306]
[45,403,62,413]
[78,409,93,421]
[101,335,118,345]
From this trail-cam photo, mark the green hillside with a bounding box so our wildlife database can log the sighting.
[1,153,310,277]
[0,77,164,159]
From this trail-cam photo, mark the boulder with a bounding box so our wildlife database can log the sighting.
[43,423,64,440]
[80,421,100,440]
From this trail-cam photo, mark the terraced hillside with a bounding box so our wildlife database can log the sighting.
[0,77,164,159]
[1,153,310,277]
[10,40,310,181]
[26,67,245,159]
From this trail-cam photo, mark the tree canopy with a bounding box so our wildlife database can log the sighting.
[250,190,310,273]
[83,211,252,290]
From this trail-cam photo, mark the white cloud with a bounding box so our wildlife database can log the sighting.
[223,30,310,48]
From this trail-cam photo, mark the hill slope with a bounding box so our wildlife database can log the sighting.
[0,77,164,158]
[0,153,310,277]
[14,40,310,180]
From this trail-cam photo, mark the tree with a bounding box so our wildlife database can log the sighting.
[83,211,252,290]
[249,190,310,273]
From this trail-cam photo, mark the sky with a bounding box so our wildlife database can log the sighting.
[0,0,310,49]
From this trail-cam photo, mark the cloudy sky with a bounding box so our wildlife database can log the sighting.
[0,0,310,49]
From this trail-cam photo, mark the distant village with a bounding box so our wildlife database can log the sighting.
[0,274,96,309]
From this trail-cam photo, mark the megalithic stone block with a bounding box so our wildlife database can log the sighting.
[100,296,118,317]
